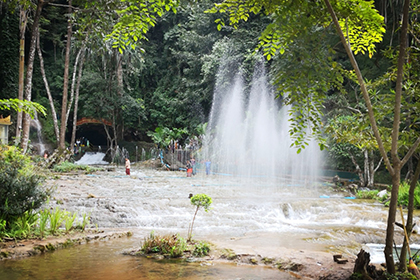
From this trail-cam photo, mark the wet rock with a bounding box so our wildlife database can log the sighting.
[377,189,387,198]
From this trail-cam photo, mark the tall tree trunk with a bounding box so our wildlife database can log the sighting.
[37,29,60,142]
[116,50,124,141]
[384,0,410,273]
[66,42,83,134]
[59,0,72,149]
[21,0,45,153]
[324,0,416,273]
[70,47,86,148]
[16,6,28,142]
[350,154,366,187]
[399,158,420,271]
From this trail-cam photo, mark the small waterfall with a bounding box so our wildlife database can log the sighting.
[76,152,108,165]
[30,112,47,156]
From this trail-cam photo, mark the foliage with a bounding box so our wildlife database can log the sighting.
[52,161,102,173]
[140,231,187,258]
[355,190,379,200]
[147,126,189,148]
[0,98,46,118]
[0,145,49,225]
[193,241,210,257]
[64,211,77,233]
[356,181,420,208]
[190,194,212,212]
[5,210,39,239]
[188,194,212,241]
[48,207,65,235]
[104,0,179,53]
[0,206,90,241]
[38,209,49,238]
[397,181,420,209]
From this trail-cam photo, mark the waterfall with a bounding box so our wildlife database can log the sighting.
[30,112,47,156]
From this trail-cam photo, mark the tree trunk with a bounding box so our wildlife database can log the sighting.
[364,149,369,185]
[384,167,401,274]
[16,7,28,141]
[324,0,413,273]
[116,50,124,142]
[37,29,60,143]
[66,42,83,135]
[21,0,45,153]
[351,154,366,187]
[70,47,86,148]
[59,0,72,149]
[399,158,420,271]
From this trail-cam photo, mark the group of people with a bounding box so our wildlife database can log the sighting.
[186,158,212,177]
[74,137,90,155]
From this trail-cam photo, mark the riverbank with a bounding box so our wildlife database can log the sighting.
[1,228,355,279]
[0,229,132,260]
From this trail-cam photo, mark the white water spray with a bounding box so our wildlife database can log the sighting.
[203,66,322,180]
[30,112,46,156]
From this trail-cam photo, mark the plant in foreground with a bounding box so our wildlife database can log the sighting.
[38,209,49,238]
[49,208,64,235]
[188,194,212,241]
[193,241,210,257]
[64,211,77,233]
[141,231,187,258]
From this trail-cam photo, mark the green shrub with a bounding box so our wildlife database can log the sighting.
[398,181,420,209]
[141,232,187,258]
[49,207,65,235]
[193,241,210,257]
[356,190,379,199]
[52,161,101,173]
[0,146,49,226]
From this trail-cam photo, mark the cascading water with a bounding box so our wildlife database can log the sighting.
[30,112,47,155]
[202,65,322,181]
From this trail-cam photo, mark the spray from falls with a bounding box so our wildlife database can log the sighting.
[30,112,47,156]
[202,65,322,181]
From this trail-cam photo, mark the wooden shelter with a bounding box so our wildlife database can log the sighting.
[0,115,12,145]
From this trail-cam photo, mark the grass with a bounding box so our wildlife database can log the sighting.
[52,161,103,173]
[139,231,211,258]
[0,208,91,241]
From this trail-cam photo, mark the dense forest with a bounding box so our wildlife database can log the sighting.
[0,0,418,184]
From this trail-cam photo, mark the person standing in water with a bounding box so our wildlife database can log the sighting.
[125,158,131,175]
[190,157,196,175]
[205,160,211,175]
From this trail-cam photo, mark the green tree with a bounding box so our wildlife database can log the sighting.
[188,194,212,241]
[207,0,420,273]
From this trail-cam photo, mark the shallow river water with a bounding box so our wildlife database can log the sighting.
[1,161,419,279]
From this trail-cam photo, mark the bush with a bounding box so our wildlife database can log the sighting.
[356,190,379,199]
[398,181,420,209]
[141,232,187,258]
[52,161,101,173]
[0,146,49,225]
[193,241,210,257]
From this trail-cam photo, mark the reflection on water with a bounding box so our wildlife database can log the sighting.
[0,236,294,280]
